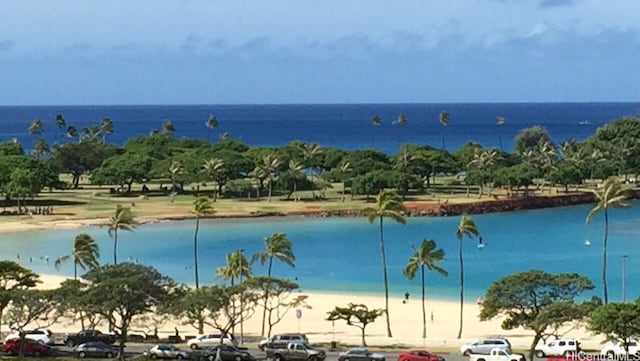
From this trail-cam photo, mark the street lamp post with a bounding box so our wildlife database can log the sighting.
[238,249,245,344]
[621,255,628,303]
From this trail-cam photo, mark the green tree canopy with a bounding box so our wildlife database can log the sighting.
[589,302,640,354]
[326,303,384,347]
[514,126,552,155]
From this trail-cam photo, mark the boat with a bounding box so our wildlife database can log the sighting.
[584,239,591,246]
[579,120,591,125]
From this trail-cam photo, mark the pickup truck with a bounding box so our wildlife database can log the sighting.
[63,329,117,347]
[265,342,326,361]
[469,348,525,361]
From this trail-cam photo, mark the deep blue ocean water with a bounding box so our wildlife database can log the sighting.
[3,201,639,302]
[1,103,639,153]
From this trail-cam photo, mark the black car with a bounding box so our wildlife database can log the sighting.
[74,341,120,358]
[199,345,254,361]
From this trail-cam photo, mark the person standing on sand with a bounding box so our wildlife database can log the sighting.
[430,311,434,323]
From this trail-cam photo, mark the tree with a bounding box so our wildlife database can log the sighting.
[162,119,176,133]
[33,138,50,158]
[108,205,137,264]
[496,116,505,150]
[54,233,100,280]
[5,289,60,357]
[55,279,101,330]
[370,115,382,146]
[216,251,251,335]
[326,303,384,346]
[455,214,480,339]
[339,161,352,202]
[0,262,39,335]
[360,190,406,337]
[205,115,219,140]
[6,168,41,212]
[302,143,323,198]
[100,117,114,141]
[66,125,79,140]
[260,154,281,202]
[438,111,450,149]
[50,140,115,188]
[514,125,552,155]
[479,270,596,361]
[202,158,227,201]
[286,160,304,200]
[90,153,152,192]
[54,113,66,141]
[245,276,309,338]
[585,177,629,304]
[402,239,447,338]
[83,263,178,360]
[468,148,499,197]
[252,233,295,336]
[589,302,640,356]
[193,197,214,293]
[28,118,44,136]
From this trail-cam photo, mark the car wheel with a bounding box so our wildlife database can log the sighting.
[177,355,184,360]
[309,356,317,361]
[79,351,87,358]
[107,352,114,358]
[535,351,545,359]
[208,355,215,361]
[151,354,158,359]
[606,351,615,359]
[191,344,199,350]
[275,354,284,361]
[34,351,41,357]
[235,356,242,361]
[463,350,471,357]
[7,349,16,356]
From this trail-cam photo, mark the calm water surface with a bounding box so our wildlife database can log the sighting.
[3,202,639,302]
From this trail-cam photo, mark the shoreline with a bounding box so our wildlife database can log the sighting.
[0,192,604,234]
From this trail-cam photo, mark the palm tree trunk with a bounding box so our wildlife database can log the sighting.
[261,257,273,336]
[421,265,426,339]
[231,276,236,334]
[268,180,272,202]
[603,209,609,304]
[379,216,393,337]
[498,135,503,151]
[113,229,118,264]
[457,238,464,339]
[194,216,204,334]
[74,262,78,280]
[342,182,345,202]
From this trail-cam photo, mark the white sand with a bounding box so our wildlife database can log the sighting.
[34,274,601,350]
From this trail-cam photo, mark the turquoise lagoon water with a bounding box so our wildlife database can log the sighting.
[2,202,640,302]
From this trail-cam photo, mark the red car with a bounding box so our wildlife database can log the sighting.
[397,350,446,361]
[3,337,53,356]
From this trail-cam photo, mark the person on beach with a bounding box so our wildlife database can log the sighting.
[404,291,410,301]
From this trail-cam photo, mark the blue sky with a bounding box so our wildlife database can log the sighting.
[0,0,639,105]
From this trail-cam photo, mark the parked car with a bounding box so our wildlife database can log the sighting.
[468,348,525,361]
[4,329,53,345]
[258,333,309,351]
[265,342,326,361]
[144,344,190,360]
[601,340,640,357]
[460,339,512,356]
[534,338,580,358]
[198,345,255,361]
[338,348,385,361]
[3,337,53,356]
[74,341,120,358]
[64,329,117,347]
[187,334,237,349]
[397,350,445,361]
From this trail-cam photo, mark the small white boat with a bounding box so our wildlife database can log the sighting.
[584,239,591,246]
[579,120,591,125]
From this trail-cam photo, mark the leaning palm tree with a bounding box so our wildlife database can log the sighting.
[360,190,406,337]
[288,160,304,200]
[585,177,629,304]
[202,158,226,201]
[205,114,219,141]
[438,111,450,150]
[28,118,44,136]
[54,233,100,280]
[302,143,323,198]
[261,154,282,202]
[252,233,295,336]
[100,117,114,141]
[339,162,352,202]
[54,113,66,141]
[66,125,78,140]
[496,116,505,150]
[107,205,136,264]
[162,119,175,133]
[455,214,480,339]
[403,239,447,339]
[370,115,382,146]
[33,138,50,159]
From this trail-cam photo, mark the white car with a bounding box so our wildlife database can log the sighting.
[460,339,512,356]
[601,340,640,357]
[535,338,580,358]
[4,329,53,345]
[144,344,190,359]
[187,333,237,349]
[468,348,525,361]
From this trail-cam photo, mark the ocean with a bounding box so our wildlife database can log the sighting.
[1,102,639,153]
[3,202,639,302]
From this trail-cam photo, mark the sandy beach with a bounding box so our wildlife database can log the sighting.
[32,274,600,351]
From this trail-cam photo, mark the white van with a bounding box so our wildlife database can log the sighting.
[187,333,237,349]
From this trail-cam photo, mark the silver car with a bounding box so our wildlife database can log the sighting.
[460,339,511,356]
[144,344,190,359]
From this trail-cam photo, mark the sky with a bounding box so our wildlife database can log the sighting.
[0,0,639,105]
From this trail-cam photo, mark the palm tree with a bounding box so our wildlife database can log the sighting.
[193,196,214,290]
[66,125,78,140]
[33,138,50,159]
[370,115,382,146]
[202,158,226,201]
[496,116,505,150]
[455,214,480,339]
[28,118,44,136]
[585,177,629,304]
[215,250,251,334]
[107,205,136,264]
[339,162,352,202]
[288,160,304,200]
[100,117,114,141]
[54,233,100,279]
[302,143,323,198]
[537,141,557,193]
[438,111,450,150]
[360,190,406,337]
[205,114,219,141]
[162,119,176,133]
[260,154,281,202]
[54,113,66,141]
[252,233,295,336]
[168,160,183,200]
[403,239,447,338]
[468,149,499,197]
